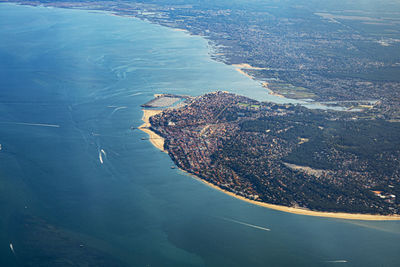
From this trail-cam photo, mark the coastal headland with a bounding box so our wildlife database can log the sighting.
[139,94,194,151]
[141,92,400,221]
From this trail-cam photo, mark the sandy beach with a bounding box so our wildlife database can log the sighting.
[235,68,254,79]
[140,106,400,221]
[233,63,269,80]
[172,28,188,33]
[208,182,400,221]
[233,63,267,70]
[138,109,165,151]
[262,81,285,98]
[233,64,286,98]
[192,175,400,221]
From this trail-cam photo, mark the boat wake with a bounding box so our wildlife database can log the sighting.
[325,260,348,263]
[0,122,60,128]
[99,149,107,164]
[128,92,143,97]
[220,217,270,231]
[110,106,127,116]
[99,152,103,164]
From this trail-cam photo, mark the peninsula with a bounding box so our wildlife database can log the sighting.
[141,92,400,220]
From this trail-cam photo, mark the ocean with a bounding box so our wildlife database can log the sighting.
[0,3,399,266]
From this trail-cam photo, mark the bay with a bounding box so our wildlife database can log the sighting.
[0,3,399,266]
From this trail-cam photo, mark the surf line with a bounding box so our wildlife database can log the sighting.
[220,217,271,231]
[0,122,60,128]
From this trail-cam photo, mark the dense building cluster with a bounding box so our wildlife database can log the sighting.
[150,92,400,214]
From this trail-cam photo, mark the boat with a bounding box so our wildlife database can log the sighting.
[99,152,103,164]
[10,243,15,254]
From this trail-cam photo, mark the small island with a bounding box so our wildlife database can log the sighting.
[141,92,400,220]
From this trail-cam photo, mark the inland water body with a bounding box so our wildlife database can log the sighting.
[0,3,399,267]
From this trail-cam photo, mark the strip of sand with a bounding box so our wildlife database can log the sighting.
[233,63,267,70]
[262,81,285,98]
[207,182,400,221]
[138,109,165,151]
[233,64,287,99]
[196,177,400,221]
[233,63,269,81]
[140,109,400,221]
[235,68,254,79]
[172,28,188,33]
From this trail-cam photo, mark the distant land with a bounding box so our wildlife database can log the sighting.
[142,92,400,219]
[4,0,400,120]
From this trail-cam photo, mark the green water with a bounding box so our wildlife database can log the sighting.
[0,3,399,266]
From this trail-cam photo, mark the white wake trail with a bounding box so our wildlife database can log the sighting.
[99,151,104,164]
[113,106,127,112]
[0,122,60,128]
[220,217,270,231]
[128,92,143,97]
[110,106,127,115]
[99,148,107,164]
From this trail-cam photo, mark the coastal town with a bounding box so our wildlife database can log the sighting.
[2,1,400,266]
[147,92,400,216]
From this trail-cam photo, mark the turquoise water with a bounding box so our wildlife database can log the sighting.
[0,3,399,266]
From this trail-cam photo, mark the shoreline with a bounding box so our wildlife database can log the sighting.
[138,109,165,151]
[234,64,287,99]
[262,81,285,98]
[140,109,400,221]
[172,28,188,33]
[235,68,254,79]
[232,63,262,80]
[200,179,400,221]
[7,1,399,221]
[232,63,267,70]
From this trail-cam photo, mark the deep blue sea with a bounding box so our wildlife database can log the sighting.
[0,3,399,267]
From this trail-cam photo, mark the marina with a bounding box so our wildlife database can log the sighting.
[141,94,191,108]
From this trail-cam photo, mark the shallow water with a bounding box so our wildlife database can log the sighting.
[0,3,399,266]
